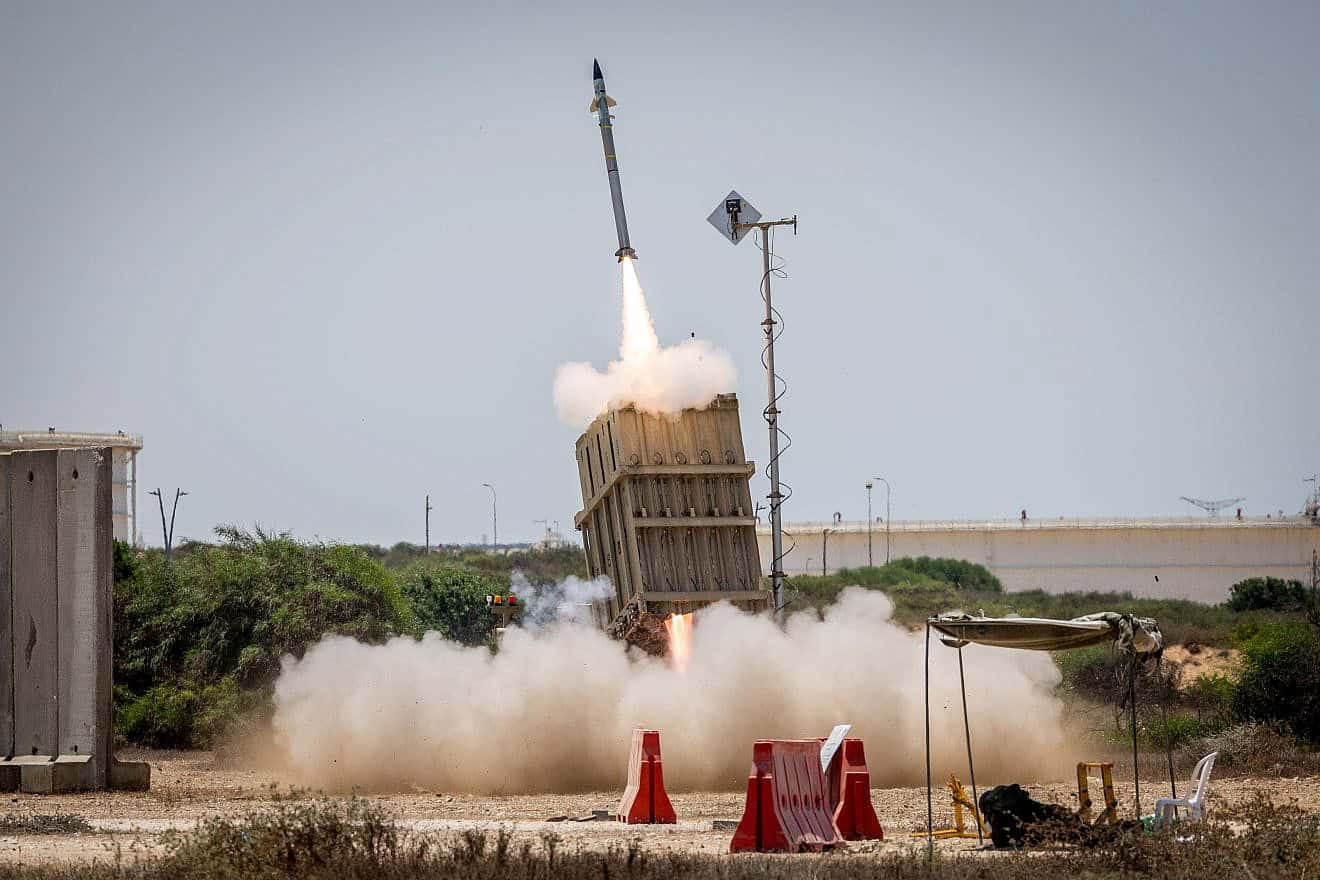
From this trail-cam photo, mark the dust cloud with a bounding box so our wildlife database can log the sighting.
[271,588,1073,793]
[553,259,737,427]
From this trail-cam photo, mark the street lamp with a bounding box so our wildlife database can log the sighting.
[481,483,498,549]
[873,476,892,564]
[865,480,874,567]
[149,487,188,562]
[822,528,832,575]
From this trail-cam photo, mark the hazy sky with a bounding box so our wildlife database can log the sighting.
[3,2,1317,546]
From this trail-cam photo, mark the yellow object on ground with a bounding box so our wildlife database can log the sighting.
[911,774,989,840]
[1077,762,1119,824]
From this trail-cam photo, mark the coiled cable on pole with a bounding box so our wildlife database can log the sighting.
[757,225,795,595]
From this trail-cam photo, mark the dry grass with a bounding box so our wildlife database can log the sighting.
[0,795,1317,880]
[0,814,93,835]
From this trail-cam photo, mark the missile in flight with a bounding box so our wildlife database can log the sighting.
[590,59,636,262]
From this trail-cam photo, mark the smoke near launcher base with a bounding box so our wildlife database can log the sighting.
[553,259,738,426]
[269,588,1073,793]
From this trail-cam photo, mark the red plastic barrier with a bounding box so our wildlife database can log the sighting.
[821,738,884,840]
[729,740,845,853]
[617,729,677,824]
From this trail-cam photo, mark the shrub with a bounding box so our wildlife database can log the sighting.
[4,797,1320,879]
[113,527,409,747]
[160,797,401,878]
[1142,712,1221,749]
[1226,577,1308,612]
[0,813,93,835]
[113,538,140,583]
[1184,673,1237,727]
[890,556,1003,592]
[1233,622,1320,743]
[1184,722,1320,776]
[398,563,500,646]
[117,684,199,748]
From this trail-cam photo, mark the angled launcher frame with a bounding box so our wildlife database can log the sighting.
[574,394,768,627]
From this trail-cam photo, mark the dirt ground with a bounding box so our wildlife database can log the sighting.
[2,750,1317,865]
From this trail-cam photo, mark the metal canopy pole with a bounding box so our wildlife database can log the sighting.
[1128,659,1142,816]
[924,620,934,860]
[1158,655,1177,802]
[957,647,984,844]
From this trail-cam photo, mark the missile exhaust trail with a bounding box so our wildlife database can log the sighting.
[590,59,636,262]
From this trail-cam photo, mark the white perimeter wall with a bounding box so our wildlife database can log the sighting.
[757,519,1319,602]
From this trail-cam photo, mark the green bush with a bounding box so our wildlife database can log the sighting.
[113,526,409,747]
[1233,622,1320,743]
[118,684,199,748]
[398,563,500,646]
[113,539,140,583]
[787,559,984,617]
[1053,646,1121,701]
[890,556,1003,592]
[1185,673,1237,727]
[1226,577,1308,612]
[1142,712,1222,749]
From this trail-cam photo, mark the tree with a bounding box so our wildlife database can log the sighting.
[1225,577,1307,612]
[398,563,499,646]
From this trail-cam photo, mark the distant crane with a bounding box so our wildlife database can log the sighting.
[1180,496,1246,517]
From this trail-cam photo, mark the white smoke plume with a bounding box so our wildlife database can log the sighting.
[271,589,1073,793]
[553,259,737,427]
[512,572,614,628]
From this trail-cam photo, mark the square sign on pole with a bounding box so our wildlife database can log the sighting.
[706,191,761,245]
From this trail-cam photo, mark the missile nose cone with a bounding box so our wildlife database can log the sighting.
[593,59,603,80]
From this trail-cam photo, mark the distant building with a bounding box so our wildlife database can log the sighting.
[0,430,143,544]
[761,516,1318,603]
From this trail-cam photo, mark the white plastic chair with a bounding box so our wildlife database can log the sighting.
[1154,751,1218,828]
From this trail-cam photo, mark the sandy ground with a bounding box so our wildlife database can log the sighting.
[2,750,1317,865]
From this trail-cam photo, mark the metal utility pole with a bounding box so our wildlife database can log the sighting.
[150,489,167,559]
[707,191,797,619]
[866,480,874,567]
[822,528,832,575]
[752,219,797,618]
[874,476,892,564]
[482,482,498,549]
[425,494,432,554]
[149,487,187,562]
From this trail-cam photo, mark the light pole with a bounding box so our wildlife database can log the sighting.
[481,483,498,549]
[822,528,832,575]
[865,480,874,567]
[149,487,188,562]
[873,476,892,564]
[425,494,432,554]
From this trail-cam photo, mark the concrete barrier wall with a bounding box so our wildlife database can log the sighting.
[0,448,147,792]
[759,519,1319,602]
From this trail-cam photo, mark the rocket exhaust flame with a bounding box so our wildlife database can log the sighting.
[553,261,737,427]
[663,611,694,674]
[619,258,658,364]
